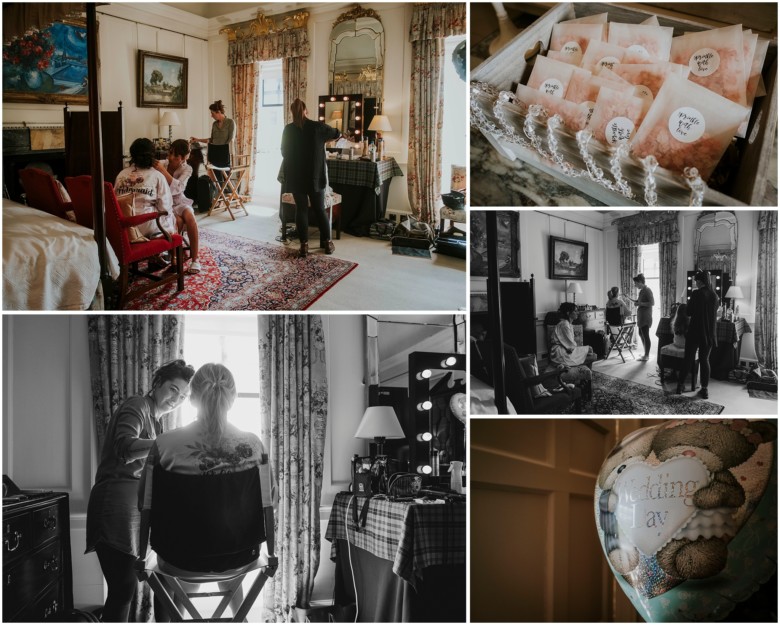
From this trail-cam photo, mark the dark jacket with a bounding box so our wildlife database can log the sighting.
[686,285,719,349]
[281,119,340,193]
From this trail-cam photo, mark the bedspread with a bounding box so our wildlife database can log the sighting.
[3,199,119,310]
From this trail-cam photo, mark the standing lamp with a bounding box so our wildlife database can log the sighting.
[725,285,744,320]
[354,406,405,457]
[566,281,583,305]
[160,111,181,145]
[367,114,392,143]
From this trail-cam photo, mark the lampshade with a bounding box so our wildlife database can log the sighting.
[368,114,392,133]
[725,286,744,299]
[330,110,343,120]
[160,111,181,127]
[567,282,583,294]
[354,406,405,440]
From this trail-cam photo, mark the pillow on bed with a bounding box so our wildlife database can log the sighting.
[115,192,149,243]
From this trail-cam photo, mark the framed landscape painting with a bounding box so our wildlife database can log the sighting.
[2,19,88,104]
[549,235,589,280]
[137,50,188,108]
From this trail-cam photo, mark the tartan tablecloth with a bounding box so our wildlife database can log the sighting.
[325,157,403,195]
[657,317,751,345]
[325,491,466,585]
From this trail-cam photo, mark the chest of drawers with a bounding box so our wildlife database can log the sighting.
[3,492,73,622]
[579,308,606,331]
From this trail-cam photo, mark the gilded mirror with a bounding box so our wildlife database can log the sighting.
[329,6,384,101]
[694,211,738,282]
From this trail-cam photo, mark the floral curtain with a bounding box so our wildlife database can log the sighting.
[407,3,466,228]
[755,211,777,370]
[228,28,310,66]
[258,316,328,622]
[87,314,185,623]
[615,211,680,248]
[658,242,678,316]
[619,247,639,301]
[231,62,259,196]
[282,56,307,125]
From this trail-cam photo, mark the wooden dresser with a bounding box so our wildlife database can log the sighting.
[3,492,73,622]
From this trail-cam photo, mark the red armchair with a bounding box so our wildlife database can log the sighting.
[18,167,73,221]
[101,181,184,308]
[64,175,95,229]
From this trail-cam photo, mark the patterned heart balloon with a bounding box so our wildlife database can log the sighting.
[595,419,776,621]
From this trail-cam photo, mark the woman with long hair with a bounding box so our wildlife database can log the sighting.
[281,98,341,257]
[86,359,195,622]
[629,273,655,361]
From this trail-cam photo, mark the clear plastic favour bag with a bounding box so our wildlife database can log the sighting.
[549,22,606,62]
[608,23,674,61]
[610,62,691,110]
[630,73,749,180]
[566,73,634,127]
[515,83,590,132]
[579,39,626,73]
[527,55,591,99]
[670,24,747,106]
[547,50,581,66]
[587,86,646,146]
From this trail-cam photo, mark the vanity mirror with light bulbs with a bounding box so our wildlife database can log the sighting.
[317,93,363,139]
[366,315,466,482]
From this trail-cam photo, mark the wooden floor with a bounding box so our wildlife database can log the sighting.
[592,352,777,416]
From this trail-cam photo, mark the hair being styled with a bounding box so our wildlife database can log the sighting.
[190,363,237,445]
[673,303,689,335]
[608,286,619,299]
[129,137,155,169]
[209,100,225,114]
[169,139,190,158]
[290,98,307,128]
[151,359,196,390]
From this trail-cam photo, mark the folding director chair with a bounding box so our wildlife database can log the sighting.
[137,461,276,622]
[207,144,250,220]
[605,306,636,363]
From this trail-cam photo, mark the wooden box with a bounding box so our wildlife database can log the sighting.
[471,2,777,206]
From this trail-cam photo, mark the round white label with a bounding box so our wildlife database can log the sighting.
[668,107,705,143]
[598,56,621,70]
[561,41,582,56]
[540,77,565,98]
[689,47,720,77]
[627,44,651,59]
[605,116,635,145]
[634,84,654,104]
[581,101,596,124]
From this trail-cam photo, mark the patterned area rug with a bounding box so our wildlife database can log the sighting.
[589,371,725,415]
[126,229,357,310]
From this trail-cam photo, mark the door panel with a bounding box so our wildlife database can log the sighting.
[471,418,642,622]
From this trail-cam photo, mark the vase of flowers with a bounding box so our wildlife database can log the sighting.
[3,29,55,91]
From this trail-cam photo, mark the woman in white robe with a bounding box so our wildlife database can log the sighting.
[550,302,597,367]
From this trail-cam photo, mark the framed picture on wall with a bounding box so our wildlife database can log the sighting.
[137,50,188,108]
[2,18,88,104]
[549,235,588,280]
[470,211,520,278]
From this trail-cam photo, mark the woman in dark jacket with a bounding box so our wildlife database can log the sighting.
[683,270,720,399]
[281,98,340,257]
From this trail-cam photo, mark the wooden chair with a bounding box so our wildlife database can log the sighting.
[102,182,185,308]
[207,151,250,220]
[18,167,73,221]
[659,343,699,392]
[64,175,95,229]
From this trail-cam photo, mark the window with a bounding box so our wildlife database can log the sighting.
[441,35,467,194]
[261,77,283,107]
[182,315,262,439]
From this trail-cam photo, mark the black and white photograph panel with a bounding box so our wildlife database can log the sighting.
[470,3,777,207]
[469,209,778,416]
[3,2,467,312]
[2,313,466,623]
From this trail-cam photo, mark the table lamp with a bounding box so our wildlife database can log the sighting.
[566,281,583,305]
[354,406,405,457]
[160,111,181,144]
[725,285,743,319]
[367,114,392,141]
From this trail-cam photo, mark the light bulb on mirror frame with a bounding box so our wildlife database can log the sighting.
[441,356,457,367]
[416,432,433,442]
[417,464,432,475]
[416,369,432,380]
[416,400,432,411]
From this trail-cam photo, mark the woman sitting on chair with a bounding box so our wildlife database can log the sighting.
[138,363,275,620]
[549,302,597,401]
[672,303,692,394]
[605,286,632,322]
